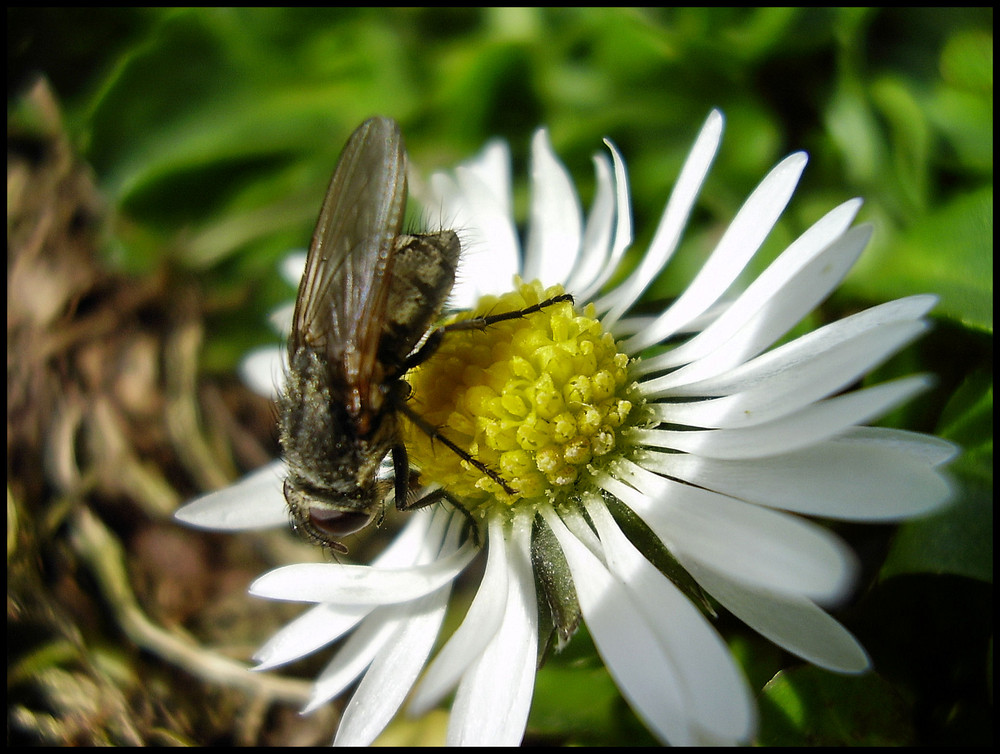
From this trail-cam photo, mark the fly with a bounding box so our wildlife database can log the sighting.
[279,117,570,552]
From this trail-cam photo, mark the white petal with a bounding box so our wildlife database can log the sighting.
[583,501,756,743]
[254,602,371,671]
[367,508,439,566]
[426,139,520,306]
[636,375,932,458]
[280,251,307,286]
[174,460,288,530]
[597,110,723,326]
[559,493,606,559]
[333,587,451,744]
[637,437,953,520]
[648,294,936,399]
[239,346,286,399]
[252,511,440,670]
[524,128,583,285]
[601,466,858,604]
[564,151,615,295]
[249,541,476,604]
[835,426,960,467]
[463,138,513,212]
[644,305,933,427]
[306,607,400,712]
[409,514,510,715]
[267,301,295,337]
[540,506,695,745]
[573,141,634,301]
[680,556,870,673]
[617,298,729,339]
[312,513,465,722]
[448,509,537,746]
[448,165,520,304]
[622,150,808,350]
[636,209,869,379]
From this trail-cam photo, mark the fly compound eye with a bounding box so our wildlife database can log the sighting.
[308,507,374,538]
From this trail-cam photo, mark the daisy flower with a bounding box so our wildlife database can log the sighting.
[176,110,955,746]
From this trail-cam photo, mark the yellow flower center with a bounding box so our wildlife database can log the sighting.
[403,279,636,518]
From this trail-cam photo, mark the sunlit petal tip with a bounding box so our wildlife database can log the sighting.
[251,652,284,673]
[268,302,294,336]
[174,461,288,531]
[251,640,310,673]
[524,126,583,284]
[463,139,512,209]
[571,137,634,302]
[853,427,959,468]
[280,250,307,286]
[531,124,551,148]
[690,109,725,152]
[787,149,809,167]
[239,346,285,399]
[681,557,872,674]
[249,564,312,599]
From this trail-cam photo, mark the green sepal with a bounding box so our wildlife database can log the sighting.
[531,513,582,667]
[604,492,717,618]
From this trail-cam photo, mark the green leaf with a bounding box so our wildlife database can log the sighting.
[374,709,449,746]
[882,368,993,583]
[758,667,915,746]
[929,30,993,174]
[529,664,633,744]
[845,186,993,333]
[882,475,992,584]
[940,29,993,96]
[939,366,994,463]
[870,75,931,214]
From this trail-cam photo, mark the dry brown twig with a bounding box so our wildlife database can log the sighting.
[8,79,334,746]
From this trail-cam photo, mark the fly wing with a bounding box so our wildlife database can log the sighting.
[290,117,407,416]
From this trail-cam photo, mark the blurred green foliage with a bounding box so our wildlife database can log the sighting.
[9,7,991,746]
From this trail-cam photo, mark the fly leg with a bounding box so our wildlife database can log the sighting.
[399,293,574,373]
[396,403,516,495]
[392,472,481,545]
